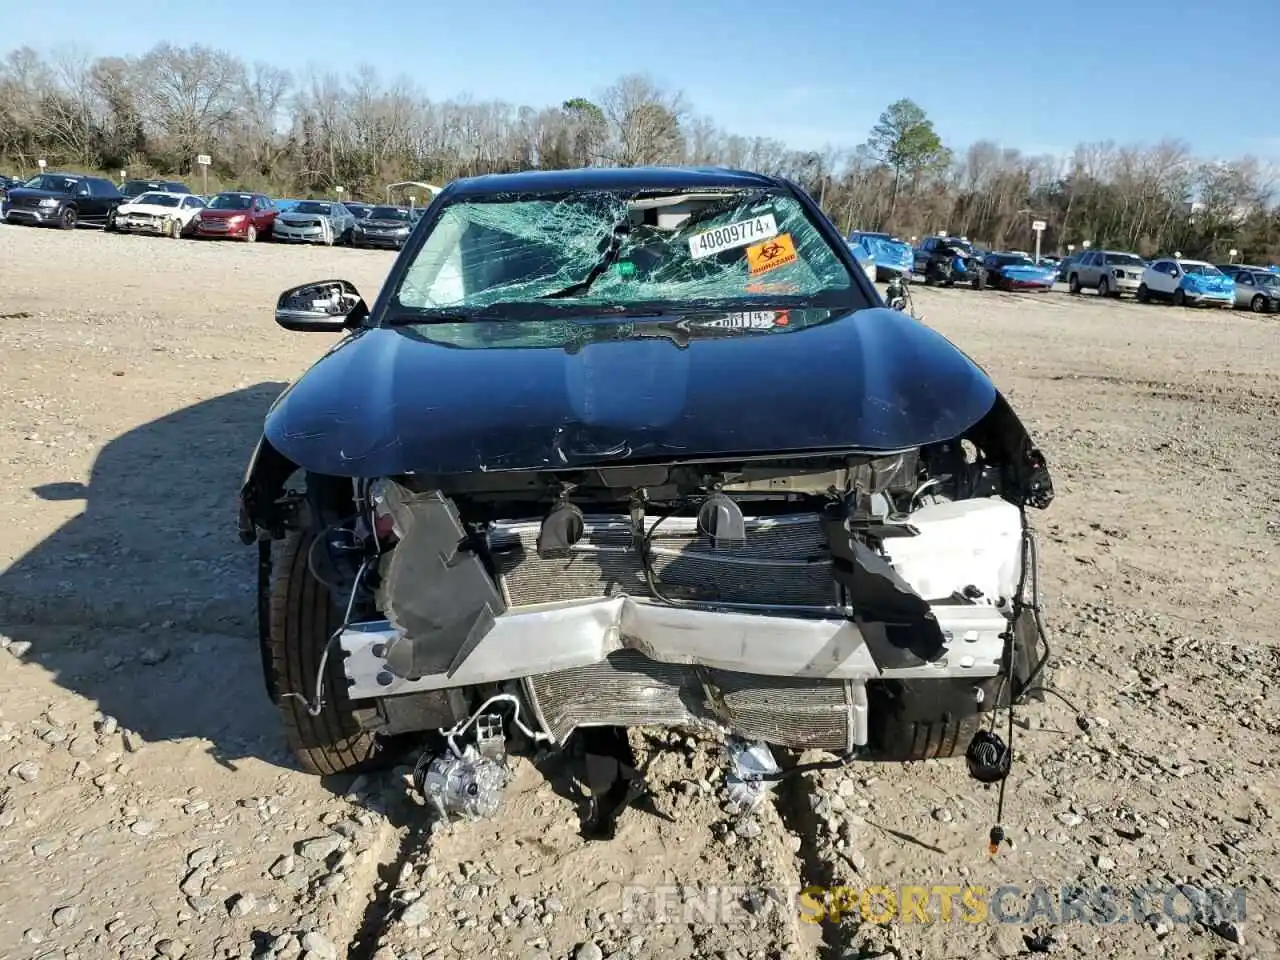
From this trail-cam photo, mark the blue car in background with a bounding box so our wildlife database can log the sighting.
[846,237,877,283]
[848,230,914,281]
[983,252,1058,292]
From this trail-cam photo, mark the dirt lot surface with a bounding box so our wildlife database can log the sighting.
[0,223,1277,960]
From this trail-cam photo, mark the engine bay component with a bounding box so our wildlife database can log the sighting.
[723,739,781,815]
[413,744,509,821]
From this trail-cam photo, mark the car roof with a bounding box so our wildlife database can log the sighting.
[445,165,782,199]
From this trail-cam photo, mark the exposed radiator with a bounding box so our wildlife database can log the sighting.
[489,514,838,607]
[526,650,861,751]
[493,513,860,749]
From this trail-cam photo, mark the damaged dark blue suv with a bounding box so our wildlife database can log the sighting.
[238,166,1053,833]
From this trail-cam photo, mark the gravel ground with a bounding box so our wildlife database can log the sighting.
[0,223,1276,960]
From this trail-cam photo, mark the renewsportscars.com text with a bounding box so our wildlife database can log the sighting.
[619,883,1248,926]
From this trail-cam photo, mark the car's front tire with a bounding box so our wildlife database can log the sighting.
[1251,294,1267,313]
[266,529,382,776]
[59,206,77,230]
[1137,283,1150,303]
[1068,273,1081,294]
[1173,288,1187,308]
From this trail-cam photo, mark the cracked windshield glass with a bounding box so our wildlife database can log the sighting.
[392,190,857,317]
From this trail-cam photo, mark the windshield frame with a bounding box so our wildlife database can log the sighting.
[132,192,181,207]
[1104,253,1144,266]
[1180,262,1221,276]
[373,184,872,327]
[208,193,254,210]
[23,174,81,193]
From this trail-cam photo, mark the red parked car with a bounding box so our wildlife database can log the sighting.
[193,191,277,242]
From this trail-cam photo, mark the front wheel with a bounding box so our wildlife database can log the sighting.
[972,271,985,291]
[245,224,257,243]
[266,530,382,775]
[59,206,77,230]
[1251,295,1267,313]
[1137,283,1150,303]
[169,217,182,239]
[1098,277,1110,297]
[1173,288,1187,308]
[1068,273,1081,294]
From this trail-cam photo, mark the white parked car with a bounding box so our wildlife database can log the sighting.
[1137,257,1235,308]
[113,191,206,238]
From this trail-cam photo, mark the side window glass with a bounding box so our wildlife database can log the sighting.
[1240,273,1253,286]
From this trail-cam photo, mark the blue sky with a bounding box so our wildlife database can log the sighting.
[6,0,1279,162]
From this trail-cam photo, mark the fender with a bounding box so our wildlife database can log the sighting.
[238,434,301,544]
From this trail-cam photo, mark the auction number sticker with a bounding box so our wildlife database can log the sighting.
[688,213,778,259]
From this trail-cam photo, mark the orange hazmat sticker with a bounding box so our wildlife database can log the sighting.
[747,233,798,275]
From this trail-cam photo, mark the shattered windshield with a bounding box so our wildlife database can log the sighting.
[390,189,858,318]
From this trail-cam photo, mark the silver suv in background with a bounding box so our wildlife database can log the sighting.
[1067,250,1147,297]
[1219,264,1280,313]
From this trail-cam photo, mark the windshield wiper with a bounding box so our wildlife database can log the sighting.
[384,307,518,326]
[539,217,633,300]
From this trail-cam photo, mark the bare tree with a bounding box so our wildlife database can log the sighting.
[1,43,1278,261]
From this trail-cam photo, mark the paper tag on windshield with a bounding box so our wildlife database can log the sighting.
[688,213,778,259]
[700,311,786,329]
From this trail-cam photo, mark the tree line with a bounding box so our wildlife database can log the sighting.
[3,43,1278,262]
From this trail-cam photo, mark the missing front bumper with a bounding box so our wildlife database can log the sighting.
[338,598,1007,747]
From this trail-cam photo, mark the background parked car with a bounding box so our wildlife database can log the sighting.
[193,192,277,242]
[846,238,876,282]
[3,173,123,229]
[916,236,986,288]
[1217,264,1280,313]
[343,201,374,221]
[1066,249,1146,297]
[120,179,190,199]
[847,230,913,280]
[113,191,206,238]
[983,252,1057,291]
[1138,258,1235,307]
[351,205,415,248]
[273,200,356,245]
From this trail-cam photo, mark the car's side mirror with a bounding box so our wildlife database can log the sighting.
[275,280,369,332]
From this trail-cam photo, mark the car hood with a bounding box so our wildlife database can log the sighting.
[7,187,70,202]
[1180,272,1234,293]
[360,218,412,229]
[120,202,183,216]
[264,306,999,478]
[280,211,329,222]
[856,237,914,269]
[200,208,251,219]
[997,263,1057,281]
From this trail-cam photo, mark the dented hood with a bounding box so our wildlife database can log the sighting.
[264,306,998,477]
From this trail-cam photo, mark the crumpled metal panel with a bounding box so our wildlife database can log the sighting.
[526,649,859,751]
